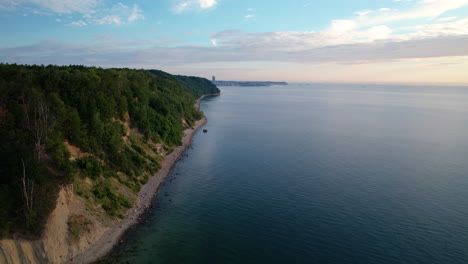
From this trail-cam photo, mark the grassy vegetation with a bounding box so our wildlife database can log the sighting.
[92,179,133,218]
[67,214,93,243]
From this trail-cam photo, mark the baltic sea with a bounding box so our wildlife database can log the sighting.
[102,84,468,264]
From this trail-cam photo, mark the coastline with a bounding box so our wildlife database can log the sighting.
[195,93,221,108]
[70,93,219,264]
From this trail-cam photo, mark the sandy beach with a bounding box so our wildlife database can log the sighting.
[69,94,219,264]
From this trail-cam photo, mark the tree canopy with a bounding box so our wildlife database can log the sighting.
[0,64,220,237]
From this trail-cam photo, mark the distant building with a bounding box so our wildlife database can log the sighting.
[212,76,216,82]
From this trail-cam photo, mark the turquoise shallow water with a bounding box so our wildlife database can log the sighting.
[102,84,468,264]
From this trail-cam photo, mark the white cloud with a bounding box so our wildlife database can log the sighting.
[401,18,468,38]
[438,16,457,21]
[211,39,217,46]
[0,1,144,25]
[364,25,393,40]
[354,10,373,16]
[199,0,217,9]
[128,4,144,22]
[357,0,468,26]
[66,20,87,26]
[313,0,468,46]
[174,2,189,12]
[84,3,144,26]
[174,0,218,12]
[0,0,19,10]
[209,17,467,53]
[328,20,357,34]
[244,7,255,19]
[0,0,98,13]
[95,15,123,25]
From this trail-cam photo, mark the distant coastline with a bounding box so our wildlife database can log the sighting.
[212,80,287,87]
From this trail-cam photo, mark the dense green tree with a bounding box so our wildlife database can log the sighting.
[0,63,220,237]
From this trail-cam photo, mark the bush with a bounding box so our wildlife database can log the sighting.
[77,156,102,179]
[92,179,132,217]
[68,214,93,242]
[46,138,77,179]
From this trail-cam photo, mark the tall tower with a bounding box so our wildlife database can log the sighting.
[212,76,216,82]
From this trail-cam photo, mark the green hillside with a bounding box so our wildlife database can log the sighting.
[0,64,219,238]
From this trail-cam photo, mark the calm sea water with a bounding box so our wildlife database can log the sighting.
[102,84,468,264]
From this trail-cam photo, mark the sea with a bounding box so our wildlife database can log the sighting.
[101,83,468,264]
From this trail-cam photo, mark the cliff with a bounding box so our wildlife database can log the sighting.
[0,64,220,263]
[0,186,103,263]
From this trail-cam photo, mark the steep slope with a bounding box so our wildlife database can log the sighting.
[0,64,220,263]
[148,70,220,98]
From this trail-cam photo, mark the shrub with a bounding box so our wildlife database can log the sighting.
[92,179,132,217]
[68,214,93,242]
[77,156,103,179]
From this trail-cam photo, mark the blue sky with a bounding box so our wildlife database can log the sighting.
[1,0,468,84]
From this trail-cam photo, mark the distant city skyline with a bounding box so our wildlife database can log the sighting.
[1,0,468,85]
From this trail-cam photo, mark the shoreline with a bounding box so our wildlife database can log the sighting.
[195,93,221,109]
[70,93,219,264]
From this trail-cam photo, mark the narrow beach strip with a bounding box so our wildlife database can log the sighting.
[70,94,219,264]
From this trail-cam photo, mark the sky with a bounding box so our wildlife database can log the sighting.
[1,0,468,84]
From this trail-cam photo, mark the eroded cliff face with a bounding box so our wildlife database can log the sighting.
[0,185,110,264]
[0,239,46,264]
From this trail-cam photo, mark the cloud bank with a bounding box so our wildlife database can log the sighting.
[0,0,467,83]
[0,0,97,13]
[1,32,467,68]
[0,0,144,25]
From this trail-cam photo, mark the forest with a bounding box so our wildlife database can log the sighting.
[0,64,219,238]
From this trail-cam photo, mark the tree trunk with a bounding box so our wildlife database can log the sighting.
[21,158,34,213]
